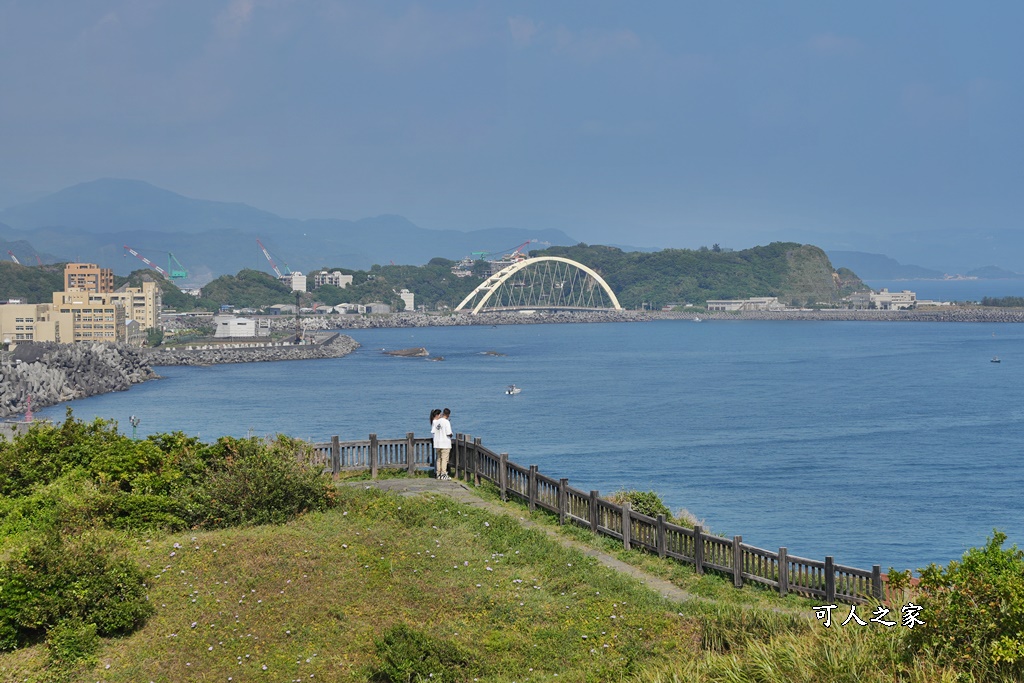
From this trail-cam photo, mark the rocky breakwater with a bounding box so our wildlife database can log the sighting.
[142,332,360,366]
[0,342,158,419]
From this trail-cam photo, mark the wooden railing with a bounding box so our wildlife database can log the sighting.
[311,432,883,605]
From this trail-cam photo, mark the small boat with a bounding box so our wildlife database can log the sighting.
[992,356,1001,363]
[505,384,522,395]
[693,316,702,322]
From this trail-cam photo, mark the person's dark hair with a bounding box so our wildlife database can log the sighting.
[429,408,441,424]
[442,408,451,417]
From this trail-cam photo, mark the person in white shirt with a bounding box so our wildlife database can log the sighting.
[432,407,453,480]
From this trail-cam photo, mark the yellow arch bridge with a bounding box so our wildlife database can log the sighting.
[455,256,622,315]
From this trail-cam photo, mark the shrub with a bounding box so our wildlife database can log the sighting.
[182,435,334,528]
[372,623,472,682]
[46,617,99,668]
[0,530,153,651]
[906,531,1024,677]
[609,489,672,520]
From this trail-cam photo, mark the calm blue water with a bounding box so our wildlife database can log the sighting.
[34,320,1024,573]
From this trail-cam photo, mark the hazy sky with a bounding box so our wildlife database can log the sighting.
[2,1,1022,250]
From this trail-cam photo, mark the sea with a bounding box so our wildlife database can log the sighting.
[33,317,1024,575]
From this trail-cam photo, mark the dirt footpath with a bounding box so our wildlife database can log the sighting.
[344,476,702,606]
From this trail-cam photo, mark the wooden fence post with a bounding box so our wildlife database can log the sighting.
[589,491,599,532]
[453,433,461,479]
[693,525,704,575]
[331,435,340,478]
[458,436,466,479]
[778,547,789,597]
[871,565,883,602]
[499,453,508,501]
[528,465,538,511]
[825,556,835,602]
[473,439,481,487]
[732,535,743,588]
[369,433,378,479]
[656,515,666,558]
[558,478,568,525]
[406,432,415,475]
[622,502,631,551]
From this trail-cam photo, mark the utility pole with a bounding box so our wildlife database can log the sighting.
[295,291,301,343]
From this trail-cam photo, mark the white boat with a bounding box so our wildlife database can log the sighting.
[505,384,522,395]
[693,316,702,322]
[992,356,1001,363]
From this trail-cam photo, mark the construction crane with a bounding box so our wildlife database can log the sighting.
[7,251,19,265]
[256,238,291,277]
[167,252,188,279]
[123,245,169,277]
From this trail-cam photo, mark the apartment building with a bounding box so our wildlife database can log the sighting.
[64,263,114,293]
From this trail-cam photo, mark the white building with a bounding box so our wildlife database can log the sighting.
[280,272,307,292]
[870,288,916,310]
[399,289,415,311]
[705,297,785,312]
[313,270,353,289]
[213,315,258,338]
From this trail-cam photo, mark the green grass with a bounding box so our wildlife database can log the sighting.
[1,485,710,682]
[0,476,982,682]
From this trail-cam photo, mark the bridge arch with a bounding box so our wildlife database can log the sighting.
[455,256,621,314]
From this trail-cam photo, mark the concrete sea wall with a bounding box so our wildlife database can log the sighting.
[141,332,360,366]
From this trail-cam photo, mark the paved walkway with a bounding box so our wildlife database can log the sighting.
[343,476,703,606]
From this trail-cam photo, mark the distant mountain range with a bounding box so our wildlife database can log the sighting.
[0,179,577,286]
[827,251,1024,281]
[3,178,1020,288]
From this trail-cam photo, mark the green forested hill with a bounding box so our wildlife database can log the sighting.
[0,262,66,303]
[537,242,865,309]
[0,243,865,312]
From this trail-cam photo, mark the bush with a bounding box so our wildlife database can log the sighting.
[0,531,153,651]
[906,531,1024,676]
[609,490,672,520]
[182,435,335,528]
[46,617,99,668]
[372,623,471,682]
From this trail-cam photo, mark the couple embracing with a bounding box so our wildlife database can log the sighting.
[430,408,454,480]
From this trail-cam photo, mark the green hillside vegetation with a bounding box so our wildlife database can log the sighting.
[120,269,197,311]
[0,242,865,313]
[311,259,487,310]
[3,415,1024,681]
[194,269,292,310]
[0,262,66,304]
[537,242,866,310]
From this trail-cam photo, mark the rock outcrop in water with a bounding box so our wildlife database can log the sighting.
[0,342,158,418]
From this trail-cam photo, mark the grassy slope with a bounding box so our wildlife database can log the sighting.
[0,481,823,683]
[5,478,970,683]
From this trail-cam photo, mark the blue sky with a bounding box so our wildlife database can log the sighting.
[2,1,1022,252]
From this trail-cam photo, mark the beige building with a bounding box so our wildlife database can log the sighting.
[110,281,162,331]
[64,263,114,293]
[52,291,126,343]
[0,303,73,344]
